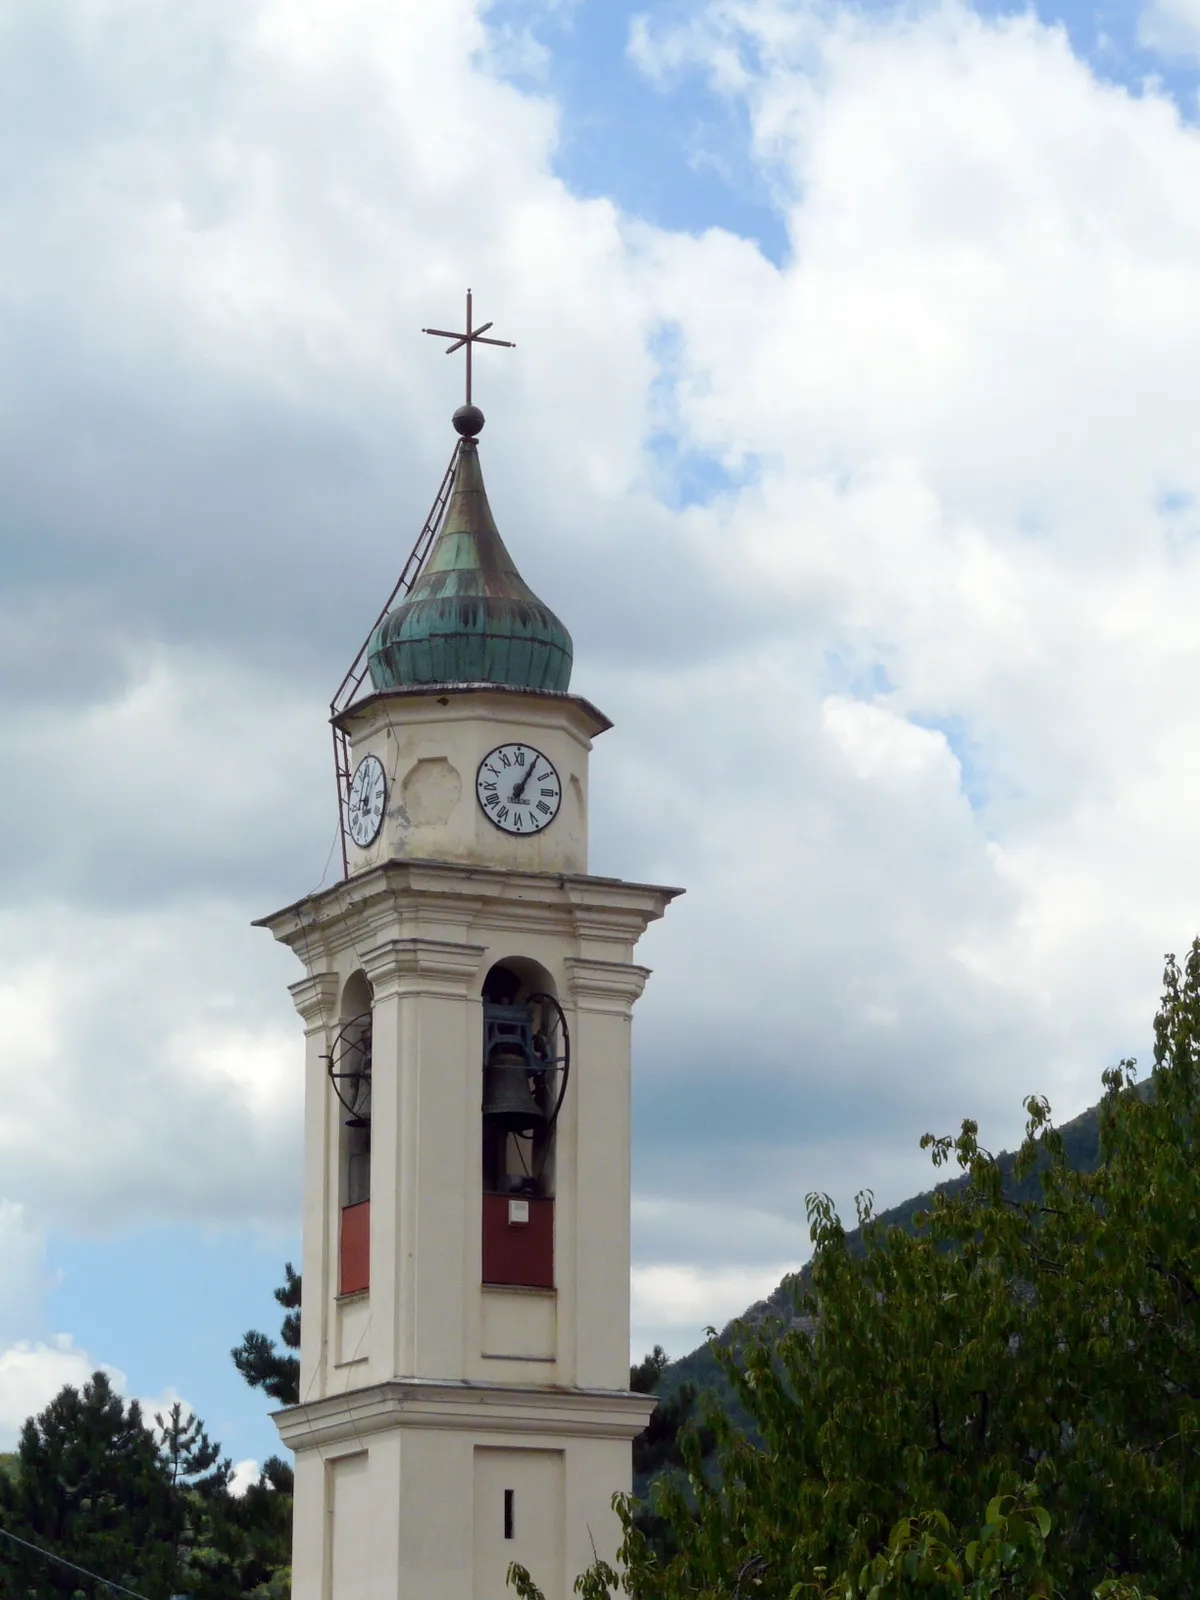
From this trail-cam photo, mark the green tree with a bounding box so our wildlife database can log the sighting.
[0,1371,293,1599]
[154,1400,239,1597]
[230,1266,300,1597]
[517,941,1200,1600]
[225,1455,294,1598]
[157,1401,231,1498]
[630,1347,694,1481]
[232,1263,300,1406]
[628,1345,714,1557]
[0,1369,176,1598]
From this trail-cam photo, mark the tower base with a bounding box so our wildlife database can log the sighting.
[275,1379,656,1600]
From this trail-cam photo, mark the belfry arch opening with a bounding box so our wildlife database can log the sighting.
[333,970,372,1296]
[480,958,567,1290]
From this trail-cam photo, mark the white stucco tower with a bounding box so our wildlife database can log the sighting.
[257,400,680,1600]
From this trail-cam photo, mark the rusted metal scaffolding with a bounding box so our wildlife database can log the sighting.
[329,290,515,878]
[329,443,458,879]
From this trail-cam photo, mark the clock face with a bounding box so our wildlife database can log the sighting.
[347,754,387,848]
[476,744,562,835]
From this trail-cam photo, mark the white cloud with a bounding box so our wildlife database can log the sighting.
[229,1457,262,1496]
[821,696,959,787]
[614,0,1200,1250]
[632,1262,798,1357]
[5,0,1200,1368]
[0,645,332,905]
[0,1338,126,1450]
[0,895,302,1229]
[0,1203,47,1351]
[1139,0,1200,58]
[0,1345,201,1453]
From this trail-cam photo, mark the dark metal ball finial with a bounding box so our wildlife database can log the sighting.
[453,403,485,438]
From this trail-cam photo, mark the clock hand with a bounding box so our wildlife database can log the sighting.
[512,761,537,802]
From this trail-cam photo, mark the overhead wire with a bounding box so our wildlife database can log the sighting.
[0,1524,153,1600]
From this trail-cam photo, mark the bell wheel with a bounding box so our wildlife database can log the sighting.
[527,992,569,1137]
[325,1010,373,1127]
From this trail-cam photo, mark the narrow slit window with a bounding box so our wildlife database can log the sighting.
[504,1488,514,1540]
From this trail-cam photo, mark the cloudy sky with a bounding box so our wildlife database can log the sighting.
[5,0,1200,1469]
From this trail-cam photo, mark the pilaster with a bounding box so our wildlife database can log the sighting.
[563,959,650,1388]
[358,938,486,1380]
[289,972,341,1397]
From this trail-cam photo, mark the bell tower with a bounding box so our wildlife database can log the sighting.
[257,351,680,1600]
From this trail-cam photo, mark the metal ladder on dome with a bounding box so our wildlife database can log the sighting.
[330,441,461,879]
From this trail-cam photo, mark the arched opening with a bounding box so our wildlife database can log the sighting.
[480,958,567,1290]
[333,970,373,1296]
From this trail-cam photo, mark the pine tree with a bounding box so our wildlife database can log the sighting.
[229,1457,294,1597]
[230,1266,301,1595]
[156,1401,231,1497]
[0,1369,175,1598]
[231,1263,300,1406]
[154,1400,236,1595]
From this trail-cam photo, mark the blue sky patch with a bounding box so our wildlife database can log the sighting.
[47,1225,298,1467]
[482,0,792,264]
[645,429,764,507]
[911,711,991,810]
[821,648,897,700]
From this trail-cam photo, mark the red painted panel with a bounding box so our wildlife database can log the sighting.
[340,1200,370,1295]
[482,1194,554,1288]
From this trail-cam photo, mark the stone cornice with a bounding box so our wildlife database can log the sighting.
[256,862,683,968]
[273,1379,657,1453]
[361,938,487,1000]
[288,972,341,1033]
[562,880,679,945]
[333,683,612,740]
[565,958,651,1014]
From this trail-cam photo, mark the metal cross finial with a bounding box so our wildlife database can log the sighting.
[422,289,515,406]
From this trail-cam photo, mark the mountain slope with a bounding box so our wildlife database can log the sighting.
[654,1097,1107,1412]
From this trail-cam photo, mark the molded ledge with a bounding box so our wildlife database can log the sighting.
[273,1379,656,1454]
[361,936,487,999]
[255,861,683,961]
[333,684,612,740]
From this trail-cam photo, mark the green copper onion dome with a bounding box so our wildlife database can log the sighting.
[367,419,573,694]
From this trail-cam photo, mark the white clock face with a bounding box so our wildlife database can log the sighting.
[347,754,387,848]
[476,744,561,836]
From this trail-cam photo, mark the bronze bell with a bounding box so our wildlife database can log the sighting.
[344,1031,372,1128]
[344,1067,371,1130]
[482,1046,546,1136]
